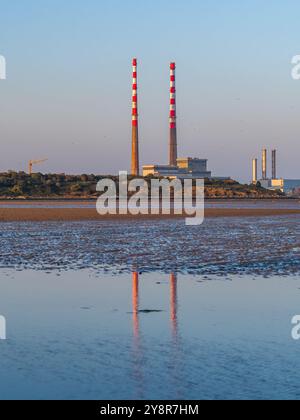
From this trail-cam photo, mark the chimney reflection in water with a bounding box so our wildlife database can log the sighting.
[132,272,139,341]
[131,272,180,398]
[131,272,178,338]
[170,273,178,338]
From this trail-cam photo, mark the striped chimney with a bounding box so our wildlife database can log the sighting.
[169,62,178,167]
[131,58,139,176]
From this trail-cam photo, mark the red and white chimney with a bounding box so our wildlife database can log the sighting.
[131,58,139,176]
[169,62,178,167]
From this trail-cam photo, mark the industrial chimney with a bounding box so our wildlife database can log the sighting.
[272,149,277,180]
[169,63,178,167]
[262,149,267,180]
[131,58,139,176]
[252,158,258,184]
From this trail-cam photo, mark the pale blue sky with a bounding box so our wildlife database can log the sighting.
[0,0,300,181]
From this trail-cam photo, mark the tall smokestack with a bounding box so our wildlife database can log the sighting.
[252,158,258,184]
[272,149,277,180]
[169,63,177,167]
[131,58,139,176]
[262,148,267,180]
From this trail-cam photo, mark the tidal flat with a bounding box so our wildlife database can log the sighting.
[0,207,299,400]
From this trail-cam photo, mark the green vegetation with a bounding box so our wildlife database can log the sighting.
[0,172,284,199]
[204,178,283,199]
[0,172,103,198]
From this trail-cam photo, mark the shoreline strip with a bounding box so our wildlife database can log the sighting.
[0,208,299,222]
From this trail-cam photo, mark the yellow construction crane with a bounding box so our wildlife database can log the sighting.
[28,159,48,175]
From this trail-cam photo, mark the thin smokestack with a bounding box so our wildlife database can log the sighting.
[252,158,258,184]
[262,148,267,180]
[169,63,177,167]
[131,58,139,176]
[272,149,277,180]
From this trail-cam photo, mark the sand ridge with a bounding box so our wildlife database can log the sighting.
[0,206,299,221]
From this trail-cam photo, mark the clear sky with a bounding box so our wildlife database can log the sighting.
[0,0,300,182]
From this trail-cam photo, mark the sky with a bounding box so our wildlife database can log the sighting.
[0,0,300,182]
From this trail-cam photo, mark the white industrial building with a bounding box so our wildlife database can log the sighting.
[252,149,300,196]
[143,157,212,179]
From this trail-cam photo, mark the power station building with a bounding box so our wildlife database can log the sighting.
[143,158,212,179]
[252,149,283,191]
[259,178,300,195]
[252,149,300,196]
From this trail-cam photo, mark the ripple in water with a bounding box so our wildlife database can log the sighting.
[0,216,299,276]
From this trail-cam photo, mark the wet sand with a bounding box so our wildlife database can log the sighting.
[0,206,300,221]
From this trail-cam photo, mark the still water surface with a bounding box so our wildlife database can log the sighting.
[0,216,300,400]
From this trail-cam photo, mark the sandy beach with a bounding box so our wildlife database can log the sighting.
[0,204,299,221]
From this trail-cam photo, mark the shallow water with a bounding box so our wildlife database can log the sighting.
[0,270,300,400]
[0,216,299,276]
[0,216,300,400]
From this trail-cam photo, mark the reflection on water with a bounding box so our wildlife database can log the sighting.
[131,272,142,399]
[0,315,6,340]
[131,272,180,399]
[132,272,178,340]
[0,269,300,399]
[0,213,299,400]
[132,272,139,341]
[170,273,178,339]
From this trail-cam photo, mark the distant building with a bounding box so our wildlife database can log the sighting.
[252,149,300,196]
[143,165,179,178]
[259,179,284,192]
[259,179,300,195]
[143,157,212,179]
